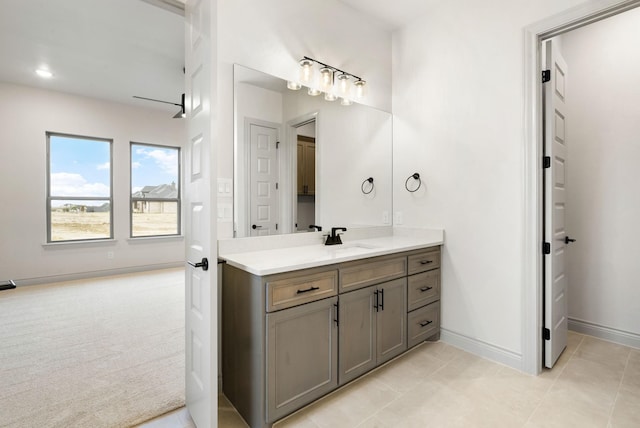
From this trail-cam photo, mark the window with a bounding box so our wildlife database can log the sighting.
[47,133,113,242]
[130,143,181,237]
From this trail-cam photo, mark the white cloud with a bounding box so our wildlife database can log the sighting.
[136,148,178,176]
[97,162,110,170]
[132,161,142,169]
[51,172,110,197]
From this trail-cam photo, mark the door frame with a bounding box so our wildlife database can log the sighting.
[286,112,319,233]
[522,0,640,375]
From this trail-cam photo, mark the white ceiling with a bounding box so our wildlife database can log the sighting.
[0,0,435,115]
[337,0,442,30]
[0,0,185,114]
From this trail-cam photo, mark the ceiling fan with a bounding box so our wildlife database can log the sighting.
[133,93,185,118]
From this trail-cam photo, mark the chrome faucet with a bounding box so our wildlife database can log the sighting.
[325,227,347,245]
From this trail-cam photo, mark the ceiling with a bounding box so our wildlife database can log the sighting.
[337,0,442,30]
[0,0,435,114]
[0,0,185,113]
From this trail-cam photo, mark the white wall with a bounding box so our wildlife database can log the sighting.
[0,83,185,283]
[560,8,640,339]
[217,0,393,238]
[392,0,592,358]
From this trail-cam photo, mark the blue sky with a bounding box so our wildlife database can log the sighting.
[49,136,178,199]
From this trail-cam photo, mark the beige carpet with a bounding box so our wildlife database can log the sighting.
[0,268,185,428]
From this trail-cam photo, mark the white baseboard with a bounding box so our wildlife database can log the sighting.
[440,328,523,371]
[15,262,184,286]
[569,318,640,350]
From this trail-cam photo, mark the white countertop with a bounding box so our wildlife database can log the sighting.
[219,229,443,276]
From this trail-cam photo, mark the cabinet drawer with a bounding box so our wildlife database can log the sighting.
[339,255,406,293]
[407,301,440,348]
[407,269,440,311]
[266,270,338,312]
[407,248,440,275]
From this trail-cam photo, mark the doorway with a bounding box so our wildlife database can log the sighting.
[524,0,640,375]
[294,119,317,232]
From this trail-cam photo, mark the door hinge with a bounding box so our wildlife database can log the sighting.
[542,70,551,83]
[543,242,551,255]
[276,141,280,149]
[275,223,278,230]
[543,327,551,340]
[276,182,279,190]
[543,156,551,169]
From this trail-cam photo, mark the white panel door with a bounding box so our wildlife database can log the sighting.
[249,123,279,236]
[544,39,568,369]
[184,0,217,426]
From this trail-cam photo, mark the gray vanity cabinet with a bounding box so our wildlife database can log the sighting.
[267,296,338,422]
[338,278,407,385]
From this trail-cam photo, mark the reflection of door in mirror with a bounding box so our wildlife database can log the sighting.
[295,121,316,232]
[249,121,280,236]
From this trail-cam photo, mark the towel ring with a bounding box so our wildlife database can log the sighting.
[361,177,374,195]
[405,173,421,193]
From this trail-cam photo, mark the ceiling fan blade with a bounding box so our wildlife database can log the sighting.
[132,95,181,107]
[173,109,184,119]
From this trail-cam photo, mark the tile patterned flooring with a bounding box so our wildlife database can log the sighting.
[140,332,640,428]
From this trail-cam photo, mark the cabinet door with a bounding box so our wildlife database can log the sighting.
[297,142,305,195]
[304,142,316,195]
[266,297,338,423]
[338,286,376,385]
[376,278,407,365]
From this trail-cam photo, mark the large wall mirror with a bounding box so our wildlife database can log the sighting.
[234,64,393,238]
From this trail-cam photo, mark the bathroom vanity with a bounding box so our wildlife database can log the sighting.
[220,231,442,427]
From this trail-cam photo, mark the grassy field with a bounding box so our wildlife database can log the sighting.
[51,212,178,241]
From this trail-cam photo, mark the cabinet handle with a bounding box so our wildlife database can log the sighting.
[420,260,433,265]
[419,320,433,327]
[380,288,384,311]
[297,286,320,294]
[373,290,379,312]
[419,286,433,292]
[334,302,339,327]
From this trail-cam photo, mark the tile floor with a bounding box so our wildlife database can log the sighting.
[140,332,640,428]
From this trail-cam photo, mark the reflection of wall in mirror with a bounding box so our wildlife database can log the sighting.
[296,122,316,231]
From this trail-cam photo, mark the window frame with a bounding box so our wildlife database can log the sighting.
[129,141,182,238]
[46,132,114,243]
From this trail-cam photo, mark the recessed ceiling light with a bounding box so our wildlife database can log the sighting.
[35,69,53,78]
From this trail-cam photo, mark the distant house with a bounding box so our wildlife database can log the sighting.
[132,182,178,214]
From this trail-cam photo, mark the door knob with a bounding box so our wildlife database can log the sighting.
[252,224,262,230]
[188,257,209,271]
[565,236,576,244]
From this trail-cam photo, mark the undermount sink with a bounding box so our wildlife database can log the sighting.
[327,243,379,255]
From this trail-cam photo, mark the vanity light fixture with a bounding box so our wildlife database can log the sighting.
[287,81,302,90]
[324,92,338,102]
[299,58,315,84]
[354,79,366,99]
[297,56,366,103]
[340,98,352,106]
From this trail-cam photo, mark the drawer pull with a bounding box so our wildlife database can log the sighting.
[296,286,320,294]
[419,320,433,327]
[420,260,433,265]
[419,286,433,292]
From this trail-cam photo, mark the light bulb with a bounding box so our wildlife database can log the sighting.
[299,59,314,84]
[319,67,334,92]
[354,80,366,99]
[340,97,352,106]
[337,74,350,95]
[308,88,322,96]
[287,81,302,90]
[36,68,53,78]
[324,92,337,102]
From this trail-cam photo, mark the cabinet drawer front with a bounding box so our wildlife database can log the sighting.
[340,256,407,293]
[267,270,338,312]
[407,301,440,348]
[407,248,441,275]
[407,270,440,311]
